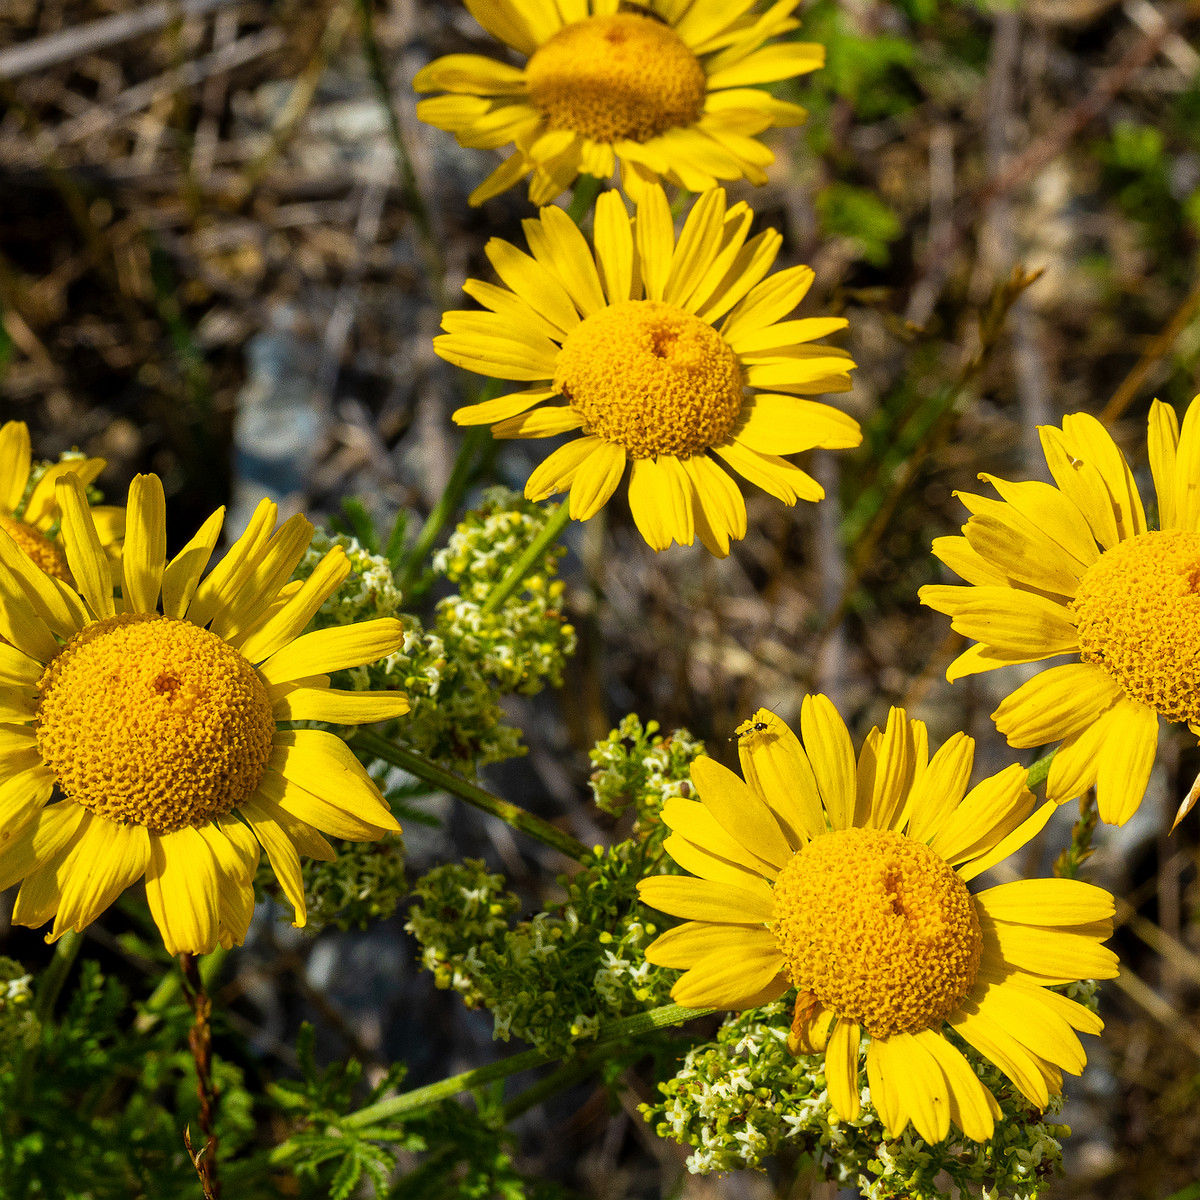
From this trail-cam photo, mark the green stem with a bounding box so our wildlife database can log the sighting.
[1025,749,1056,793]
[481,503,571,615]
[500,1049,604,1122]
[567,174,604,224]
[34,931,83,1024]
[353,729,590,862]
[325,1003,710,1138]
[397,413,497,597]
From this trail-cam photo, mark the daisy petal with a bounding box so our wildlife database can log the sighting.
[271,686,410,724]
[735,708,823,844]
[144,827,220,956]
[269,729,400,832]
[0,421,32,512]
[55,475,114,620]
[800,693,856,828]
[637,874,774,924]
[1094,698,1158,825]
[644,919,779,968]
[824,1020,862,1122]
[992,662,1123,748]
[918,585,1078,659]
[525,436,605,502]
[1148,398,1180,530]
[162,507,224,620]
[670,942,789,1008]
[879,1031,951,1144]
[947,1006,1052,1108]
[256,618,405,685]
[568,439,626,520]
[52,816,150,939]
[974,878,1115,926]
[690,754,792,868]
[914,1028,999,1142]
[123,474,167,614]
[593,190,635,304]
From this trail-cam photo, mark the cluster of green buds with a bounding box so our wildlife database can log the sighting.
[0,958,38,1058]
[643,999,1071,1196]
[295,489,576,769]
[588,714,704,832]
[406,846,676,1057]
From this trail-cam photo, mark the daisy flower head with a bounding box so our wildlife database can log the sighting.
[0,419,124,583]
[920,399,1200,828]
[414,0,822,207]
[637,702,1118,1147]
[0,473,409,954]
[438,185,859,556]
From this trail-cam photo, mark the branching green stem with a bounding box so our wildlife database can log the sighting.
[481,502,571,615]
[353,729,589,861]
[279,1002,713,1145]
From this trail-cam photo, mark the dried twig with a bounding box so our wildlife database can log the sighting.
[0,0,243,81]
[180,952,221,1200]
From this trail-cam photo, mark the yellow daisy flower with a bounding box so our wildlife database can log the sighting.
[413,0,822,206]
[438,184,859,555]
[0,419,125,583]
[0,473,409,954]
[919,399,1200,827]
[638,703,1117,1146]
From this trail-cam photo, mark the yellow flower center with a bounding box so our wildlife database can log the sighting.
[0,514,72,584]
[771,827,982,1039]
[555,300,744,459]
[36,613,275,834]
[525,13,707,144]
[1072,528,1200,724]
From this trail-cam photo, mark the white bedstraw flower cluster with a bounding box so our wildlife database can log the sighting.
[643,1001,1069,1197]
[294,490,575,769]
[589,714,704,830]
[406,846,675,1057]
[432,488,576,694]
[0,958,38,1056]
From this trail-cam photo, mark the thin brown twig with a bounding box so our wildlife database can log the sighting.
[1099,274,1200,426]
[180,952,221,1200]
[910,12,1177,321]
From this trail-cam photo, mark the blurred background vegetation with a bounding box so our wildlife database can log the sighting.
[1,0,1199,1196]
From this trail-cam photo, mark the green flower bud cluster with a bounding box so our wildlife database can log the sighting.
[295,490,576,770]
[406,846,675,1057]
[0,957,38,1058]
[588,714,704,832]
[21,449,105,518]
[302,834,407,932]
[432,490,576,695]
[643,1000,1067,1197]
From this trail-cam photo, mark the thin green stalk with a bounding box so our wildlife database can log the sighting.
[1054,791,1098,879]
[1025,749,1056,793]
[12,930,86,1121]
[481,503,571,615]
[500,1049,605,1122]
[353,729,589,861]
[567,174,604,224]
[398,415,496,597]
[34,931,83,1024]
[329,1003,710,1136]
